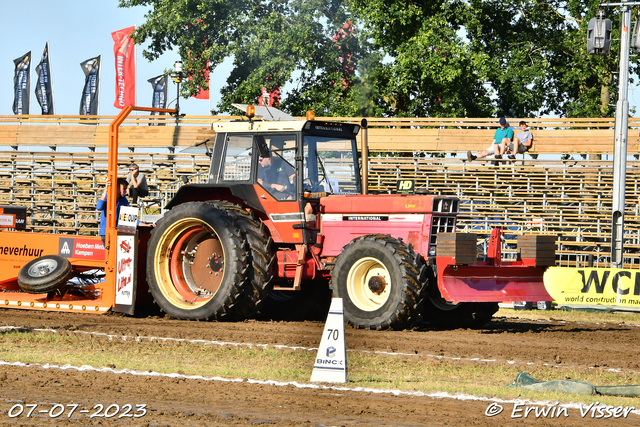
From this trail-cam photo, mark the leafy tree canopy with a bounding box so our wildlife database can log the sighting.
[120,0,635,118]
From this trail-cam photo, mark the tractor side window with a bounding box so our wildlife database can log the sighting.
[257,135,297,201]
[303,136,360,194]
[221,135,253,181]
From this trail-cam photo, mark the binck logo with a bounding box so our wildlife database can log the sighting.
[326,346,336,358]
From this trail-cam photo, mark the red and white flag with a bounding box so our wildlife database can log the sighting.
[112,26,136,108]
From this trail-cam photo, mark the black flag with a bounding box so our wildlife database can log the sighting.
[79,56,101,115]
[148,74,167,125]
[12,51,31,115]
[35,42,54,115]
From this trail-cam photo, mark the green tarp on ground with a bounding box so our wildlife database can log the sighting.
[511,372,640,397]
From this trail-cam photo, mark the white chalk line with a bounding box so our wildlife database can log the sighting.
[1,325,637,376]
[0,359,637,417]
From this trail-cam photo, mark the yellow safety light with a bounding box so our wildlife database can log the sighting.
[306,110,315,120]
[246,105,255,118]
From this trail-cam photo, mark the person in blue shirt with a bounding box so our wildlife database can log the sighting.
[96,177,130,245]
[467,117,514,162]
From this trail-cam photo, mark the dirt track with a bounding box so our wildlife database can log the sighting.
[0,308,639,426]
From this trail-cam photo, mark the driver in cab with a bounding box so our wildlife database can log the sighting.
[258,151,295,200]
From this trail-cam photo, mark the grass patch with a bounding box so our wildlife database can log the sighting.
[1,330,639,409]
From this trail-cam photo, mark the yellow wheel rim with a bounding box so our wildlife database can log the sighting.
[153,217,225,310]
[346,257,391,311]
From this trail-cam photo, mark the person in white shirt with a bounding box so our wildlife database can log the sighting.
[126,163,149,204]
[503,121,533,159]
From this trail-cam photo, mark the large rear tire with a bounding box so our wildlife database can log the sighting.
[146,202,248,320]
[330,234,425,330]
[17,255,71,294]
[207,201,274,320]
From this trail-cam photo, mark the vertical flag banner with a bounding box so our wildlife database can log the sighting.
[112,26,136,109]
[148,74,167,126]
[35,42,55,115]
[12,51,31,115]
[79,56,101,115]
[191,61,210,99]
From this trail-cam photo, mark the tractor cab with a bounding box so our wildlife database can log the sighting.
[202,105,361,244]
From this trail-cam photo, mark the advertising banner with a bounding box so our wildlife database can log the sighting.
[544,266,640,308]
[35,42,54,115]
[0,206,27,229]
[79,56,101,115]
[191,60,209,99]
[148,74,167,125]
[115,234,135,306]
[112,26,136,108]
[12,51,31,115]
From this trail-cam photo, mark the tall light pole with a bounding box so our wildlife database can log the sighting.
[611,5,632,268]
[592,3,637,268]
[171,60,184,124]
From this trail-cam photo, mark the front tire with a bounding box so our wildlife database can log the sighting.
[330,234,425,330]
[146,202,248,320]
[17,255,71,294]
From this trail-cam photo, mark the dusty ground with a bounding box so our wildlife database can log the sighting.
[0,308,639,426]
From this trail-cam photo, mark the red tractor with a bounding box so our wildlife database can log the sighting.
[145,105,554,329]
[0,105,553,329]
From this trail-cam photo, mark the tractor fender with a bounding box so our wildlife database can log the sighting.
[165,183,265,214]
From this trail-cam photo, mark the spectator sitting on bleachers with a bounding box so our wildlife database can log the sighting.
[467,117,514,162]
[126,163,148,204]
[502,121,533,159]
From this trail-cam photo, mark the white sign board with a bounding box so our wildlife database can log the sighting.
[115,234,135,306]
[118,206,139,230]
[0,213,15,228]
[310,298,348,383]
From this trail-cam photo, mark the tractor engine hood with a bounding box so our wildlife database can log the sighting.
[320,194,458,215]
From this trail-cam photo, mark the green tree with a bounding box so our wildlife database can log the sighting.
[121,0,634,118]
[120,0,369,116]
[465,0,633,118]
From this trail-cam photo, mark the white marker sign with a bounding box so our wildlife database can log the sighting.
[310,298,348,383]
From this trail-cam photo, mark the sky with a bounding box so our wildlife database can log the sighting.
[0,0,231,117]
[3,1,640,119]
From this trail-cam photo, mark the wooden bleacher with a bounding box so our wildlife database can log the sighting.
[0,113,639,267]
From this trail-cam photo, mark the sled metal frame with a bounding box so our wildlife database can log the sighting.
[0,106,175,314]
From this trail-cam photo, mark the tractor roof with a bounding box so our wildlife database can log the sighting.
[211,104,306,133]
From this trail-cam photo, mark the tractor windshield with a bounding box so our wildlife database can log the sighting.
[303,136,360,194]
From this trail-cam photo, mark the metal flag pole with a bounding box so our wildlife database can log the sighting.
[97,54,102,117]
[26,50,32,116]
